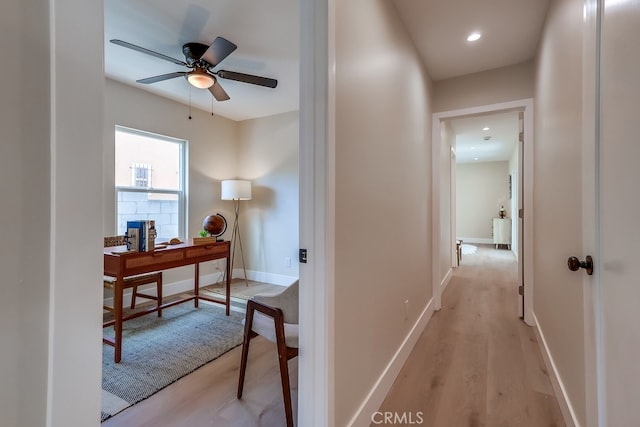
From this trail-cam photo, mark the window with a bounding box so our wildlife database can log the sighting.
[131,162,152,188]
[115,126,187,240]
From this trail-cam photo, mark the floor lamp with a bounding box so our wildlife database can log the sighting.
[221,179,251,286]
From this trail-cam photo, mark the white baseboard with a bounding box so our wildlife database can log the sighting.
[531,313,579,427]
[458,237,493,245]
[240,269,298,286]
[440,268,453,294]
[348,298,436,426]
[104,270,299,307]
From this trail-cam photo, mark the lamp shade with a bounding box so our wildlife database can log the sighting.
[221,180,252,200]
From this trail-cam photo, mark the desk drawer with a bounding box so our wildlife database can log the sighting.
[124,251,184,269]
[185,244,228,260]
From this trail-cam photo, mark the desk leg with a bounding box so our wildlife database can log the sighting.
[114,277,124,363]
[194,263,200,308]
[225,254,231,316]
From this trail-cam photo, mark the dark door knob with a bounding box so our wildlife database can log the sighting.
[567,255,594,275]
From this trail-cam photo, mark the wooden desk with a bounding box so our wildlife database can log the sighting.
[103,239,231,362]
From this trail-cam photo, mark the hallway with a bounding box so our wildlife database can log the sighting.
[376,246,564,427]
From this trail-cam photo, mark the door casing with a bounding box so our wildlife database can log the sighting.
[431,98,534,325]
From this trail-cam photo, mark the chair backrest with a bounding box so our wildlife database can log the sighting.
[279,280,298,324]
[252,280,299,324]
[104,235,126,247]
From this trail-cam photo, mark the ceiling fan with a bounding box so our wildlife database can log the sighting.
[110,37,278,101]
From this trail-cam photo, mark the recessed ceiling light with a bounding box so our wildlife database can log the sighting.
[467,32,482,42]
[482,127,490,131]
[474,157,479,161]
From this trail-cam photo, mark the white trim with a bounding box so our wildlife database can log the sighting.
[522,100,535,327]
[450,148,457,269]
[432,98,535,327]
[299,0,334,425]
[440,268,453,294]
[347,298,436,426]
[431,115,442,311]
[234,269,298,286]
[532,313,580,427]
[581,1,601,425]
[47,0,105,425]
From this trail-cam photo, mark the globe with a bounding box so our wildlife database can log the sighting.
[202,213,227,237]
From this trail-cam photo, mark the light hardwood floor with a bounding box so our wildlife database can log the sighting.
[102,336,297,427]
[376,245,565,427]
[104,249,563,427]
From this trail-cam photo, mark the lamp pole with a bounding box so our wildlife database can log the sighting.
[229,198,249,286]
[221,179,251,286]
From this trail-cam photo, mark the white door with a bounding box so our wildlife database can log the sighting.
[584,1,640,425]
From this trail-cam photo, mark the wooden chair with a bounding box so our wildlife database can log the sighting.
[237,280,299,427]
[103,236,163,320]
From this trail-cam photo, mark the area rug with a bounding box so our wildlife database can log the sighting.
[101,302,244,422]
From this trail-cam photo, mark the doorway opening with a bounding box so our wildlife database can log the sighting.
[431,99,534,325]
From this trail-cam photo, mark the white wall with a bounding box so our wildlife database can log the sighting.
[1,1,47,425]
[104,80,299,288]
[238,111,300,283]
[456,161,510,241]
[534,0,586,423]
[104,79,239,284]
[334,0,433,424]
[433,61,535,113]
[1,0,104,426]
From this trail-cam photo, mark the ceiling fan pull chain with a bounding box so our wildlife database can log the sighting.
[188,87,192,120]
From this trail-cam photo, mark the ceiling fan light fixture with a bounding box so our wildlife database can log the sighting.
[187,69,215,89]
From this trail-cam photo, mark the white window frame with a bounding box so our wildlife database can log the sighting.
[115,125,188,240]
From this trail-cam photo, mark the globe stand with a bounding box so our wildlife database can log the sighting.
[202,213,231,285]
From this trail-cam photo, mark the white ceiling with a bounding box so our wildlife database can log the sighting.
[392,0,550,81]
[104,1,549,121]
[104,0,300,121]
[390,0,547,165]
[451,112,520,164]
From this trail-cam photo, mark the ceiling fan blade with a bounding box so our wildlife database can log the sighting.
[208,81,230,101]
[201,37,237,67]
[137,72,186,84]
[110,39,188,67]
[215,70,278,88]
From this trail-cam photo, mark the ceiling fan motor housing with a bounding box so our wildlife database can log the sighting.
[182,42,209,65]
